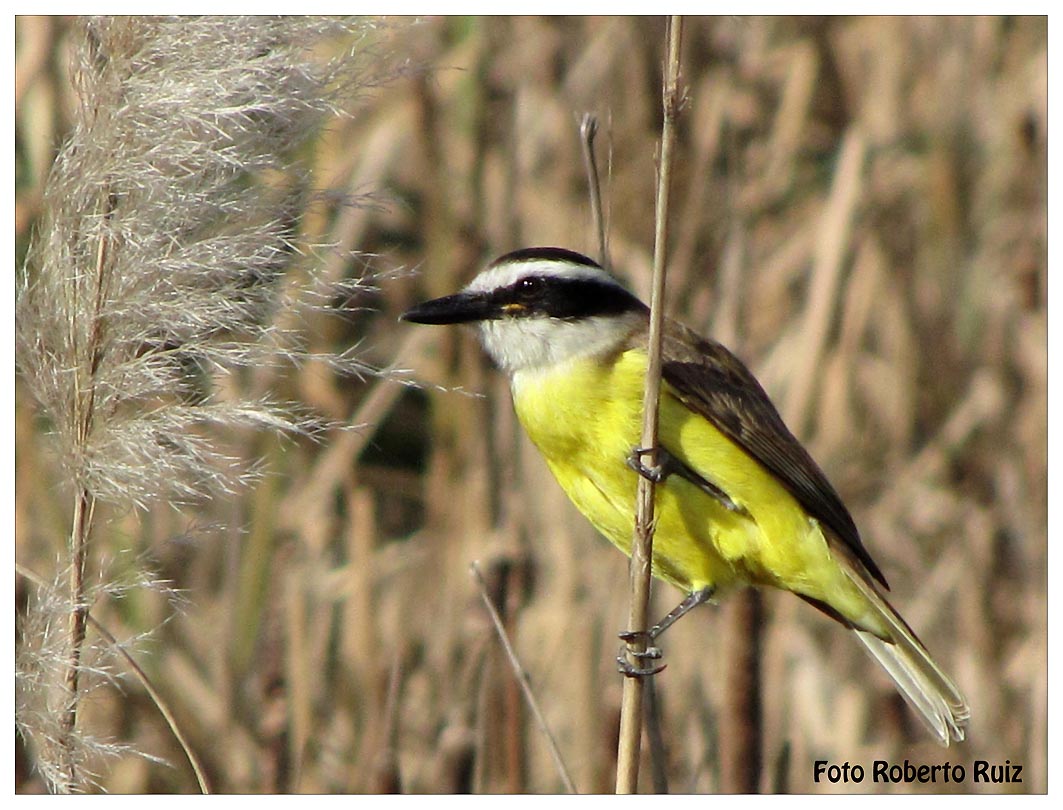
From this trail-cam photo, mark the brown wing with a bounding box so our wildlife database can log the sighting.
[659,320,888,589]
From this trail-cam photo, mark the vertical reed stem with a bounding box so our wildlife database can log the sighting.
[59,195,112,791]
[59,488,93,791]
[615,15,684,794]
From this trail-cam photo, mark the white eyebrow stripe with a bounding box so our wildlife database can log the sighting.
[464,259,628,295]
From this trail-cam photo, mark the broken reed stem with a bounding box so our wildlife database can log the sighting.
[579,113,608,266]
[470,563,577,794]
[615,14,684,795]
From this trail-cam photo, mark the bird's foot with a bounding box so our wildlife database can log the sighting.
[616,630,666,678]
[626,446,673,484]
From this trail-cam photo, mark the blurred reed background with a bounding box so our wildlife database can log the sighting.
[15,16,1045,794]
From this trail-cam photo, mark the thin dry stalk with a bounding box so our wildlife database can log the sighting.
[579,112,608,265]
[580,106,668,790]
[59,491,92,790]
[616,14,684,795]
[14,564,214,794]
[470,563,577,794]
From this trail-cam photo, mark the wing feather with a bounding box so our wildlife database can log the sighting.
[658,320,888,589]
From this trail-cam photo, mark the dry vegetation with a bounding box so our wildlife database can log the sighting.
[15,16,1046,794]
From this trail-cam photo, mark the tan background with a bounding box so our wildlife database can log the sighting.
[15,16,1046,793]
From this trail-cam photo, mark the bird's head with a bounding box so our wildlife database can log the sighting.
[401,247,648,375]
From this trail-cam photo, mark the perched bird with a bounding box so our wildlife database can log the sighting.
[402,246,969,745]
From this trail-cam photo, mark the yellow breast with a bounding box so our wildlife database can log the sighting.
[510,348,878,630]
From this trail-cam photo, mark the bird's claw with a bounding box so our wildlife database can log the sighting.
[626,446,669,483]
[616,647,667,678]
[616,629,665,678]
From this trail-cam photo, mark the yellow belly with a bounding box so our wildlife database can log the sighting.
[511,348,877,630]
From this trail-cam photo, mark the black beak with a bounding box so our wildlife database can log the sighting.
[400,291,496,325]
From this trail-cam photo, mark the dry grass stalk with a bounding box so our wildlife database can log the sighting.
[471,562,577,792]
[15,563,211,793]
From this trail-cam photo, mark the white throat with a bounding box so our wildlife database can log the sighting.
[477,311,643,377]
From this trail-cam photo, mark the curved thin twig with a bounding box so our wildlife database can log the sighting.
[16,563,212,794]
[470,562,577,794]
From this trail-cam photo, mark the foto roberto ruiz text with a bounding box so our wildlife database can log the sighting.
[813,759,1022,786]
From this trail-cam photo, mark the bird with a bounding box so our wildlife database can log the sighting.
[401,246,970,745]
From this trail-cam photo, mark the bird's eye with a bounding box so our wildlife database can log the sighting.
[517,276,544,298]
